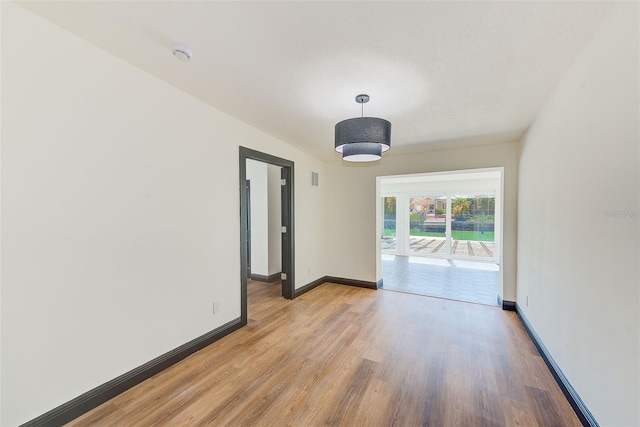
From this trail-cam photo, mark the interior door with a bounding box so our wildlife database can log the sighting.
[280,167,292,299]
[246,180,251,277]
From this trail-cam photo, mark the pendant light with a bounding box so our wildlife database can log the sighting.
[335,94,391,162]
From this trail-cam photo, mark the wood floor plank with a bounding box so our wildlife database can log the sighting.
[66,281,581,426]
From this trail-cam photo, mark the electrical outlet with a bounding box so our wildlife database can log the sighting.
[213,301,220,314]
[307,267,311,275]
[526,295,529,306]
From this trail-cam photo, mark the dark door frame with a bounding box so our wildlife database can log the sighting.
[239,147,295,326]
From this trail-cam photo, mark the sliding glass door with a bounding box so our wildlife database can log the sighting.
[382,191,497,262]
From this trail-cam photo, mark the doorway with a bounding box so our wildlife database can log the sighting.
[239,147,295,326]
[377,168,503,306]
[246,160,282,283]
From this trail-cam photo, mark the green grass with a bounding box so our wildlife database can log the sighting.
[452,231,494,241]
[410,229,445,238]
[409,229,494,242]
[386,228,494,242]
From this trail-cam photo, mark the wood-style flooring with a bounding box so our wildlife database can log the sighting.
[67,281,580,426]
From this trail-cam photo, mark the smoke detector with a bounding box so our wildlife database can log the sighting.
[171,42,192,62]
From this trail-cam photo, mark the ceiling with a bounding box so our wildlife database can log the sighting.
[20,1,616,161]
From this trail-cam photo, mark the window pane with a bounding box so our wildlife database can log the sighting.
[409,195,446,256]
[451,194,495,259]
[381,196,396,253]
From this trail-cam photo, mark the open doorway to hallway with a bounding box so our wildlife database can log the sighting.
[377,168,503,306]
[245,159,284,322]
[246,159,283,284]
[239,147,295,327]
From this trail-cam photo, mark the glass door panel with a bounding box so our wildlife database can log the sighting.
[381,196,397,254]
[450,194,496,260]
[409,195,447,256]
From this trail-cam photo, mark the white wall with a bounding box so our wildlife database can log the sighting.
[267,164,282,276]
[517,3,639,426]
[325,142,518,300]
[0,3,326,425]
[246,159,269,276]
